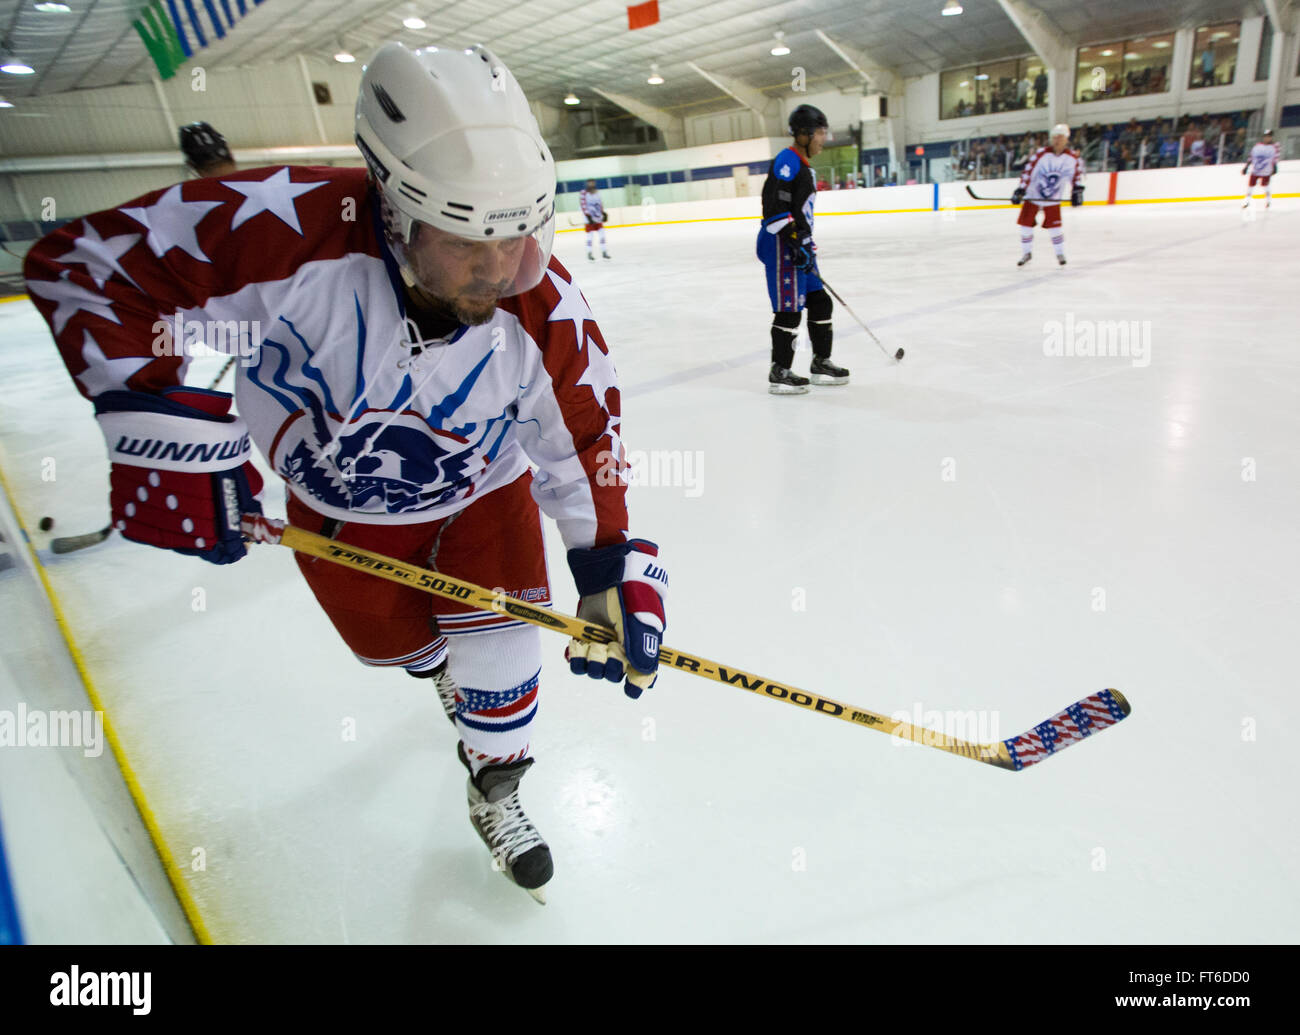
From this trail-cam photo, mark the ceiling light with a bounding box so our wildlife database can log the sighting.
[1,59,34,75]
[403,16,426,29]
[1210,31,1229,39]
[0,96,11,108]
[1100,50,1114,57]
[974,73,988,80]
[770,31,790,56]
[1125,52,1140,60]
[959,80,969,87]
[942,1,963,16]
[35,2,72,11]
[1153,41,1170,48]
[564,91,580,105]
[334,49,356,63]
[647,63,663,85]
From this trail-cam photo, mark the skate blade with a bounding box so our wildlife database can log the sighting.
[768,383,810,395]
[810,374,849,385]
[526,886,547,905]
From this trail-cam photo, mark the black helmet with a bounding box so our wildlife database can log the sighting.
[179,121,232,169]
[789,104,828,137]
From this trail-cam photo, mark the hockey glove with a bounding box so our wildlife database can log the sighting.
[788,234,817,273]
[94,387,264,564]
[1070,185,1085,208]
[1241,165,1249,175]
[1011,187,1026,205]
[566,539,667,699]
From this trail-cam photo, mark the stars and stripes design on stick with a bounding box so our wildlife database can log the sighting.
[1001,689,1130,770]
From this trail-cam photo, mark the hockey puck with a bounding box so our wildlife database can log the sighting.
[39,516,54,531]
[895,348,905,361]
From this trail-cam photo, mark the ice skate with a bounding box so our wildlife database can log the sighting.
[1057,255,1067,266]
[602,251,611,260]
[460,742,553,904]
[587,252,595,261]
[1017,253,1032,267]
[429,662,458,723]
[769,363,810,395]
[809,355,850,385]
[407,659,458,723]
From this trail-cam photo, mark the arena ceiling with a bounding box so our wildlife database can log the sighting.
[0,0,1272,113]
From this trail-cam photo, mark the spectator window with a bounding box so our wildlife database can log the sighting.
[1190,22,1240,88]
[1256,19,1272,81]
[1075,34,1174,102]
[939,57,1047,120]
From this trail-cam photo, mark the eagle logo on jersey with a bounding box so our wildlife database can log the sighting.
[279,412,485,514]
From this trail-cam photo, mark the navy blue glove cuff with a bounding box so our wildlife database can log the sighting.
[568,539,657,596]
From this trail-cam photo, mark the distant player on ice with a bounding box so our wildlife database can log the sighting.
[23,42,668,905]
[578,179,610,260]
[1242,129,1280,209]
[1012,123,1083,267]
[756,104,849,394]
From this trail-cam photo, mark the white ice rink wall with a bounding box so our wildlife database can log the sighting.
[0,459,196,943]
[563,159,1300,229]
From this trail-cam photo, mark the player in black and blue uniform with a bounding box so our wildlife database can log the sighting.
[756,104,849,394]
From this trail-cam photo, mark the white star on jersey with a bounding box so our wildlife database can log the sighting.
[545,268,594,349]
[224,167,327,233]
[121,184,223,263]
[575,333,618,405]
[56,222,141,290]
[778,163,792,178]
[73,329,152,396]
[27,272,120,335]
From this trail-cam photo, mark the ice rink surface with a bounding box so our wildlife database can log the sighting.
[1,197,1297,943]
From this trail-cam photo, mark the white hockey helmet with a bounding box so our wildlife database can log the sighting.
[355,42,556,297]
[1051,123,1071,139]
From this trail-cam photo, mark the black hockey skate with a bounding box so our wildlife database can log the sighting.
[459,742,553,904]
[1057,255,1067,266]
[769,363,810,395]
[602,251,611,259]
[809,355,850,386]
[1017,253,1032,267]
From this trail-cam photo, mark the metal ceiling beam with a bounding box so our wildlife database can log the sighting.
[994,0,1073,71]
[813,29,899,94]
[685,61,774,123]
[1260,0,1298,34]
[995,0,1073,126]
[592,88,686,150]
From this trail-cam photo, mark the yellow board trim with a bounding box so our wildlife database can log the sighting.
[0,460,212,945]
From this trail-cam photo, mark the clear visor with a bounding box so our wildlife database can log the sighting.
[382,194,556,303]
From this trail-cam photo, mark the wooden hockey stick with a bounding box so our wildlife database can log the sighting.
[242,514,1130,771]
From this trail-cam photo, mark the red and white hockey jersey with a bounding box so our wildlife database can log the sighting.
[578,189,605,224]
[23,166,629,549]
[1248,142,1280,177]
[1018,146,1083,204]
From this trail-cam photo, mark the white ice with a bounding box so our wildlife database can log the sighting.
[1,197,1297,943]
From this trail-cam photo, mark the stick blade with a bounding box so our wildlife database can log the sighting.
[49,526,112,554]
[1000,688,1131,771]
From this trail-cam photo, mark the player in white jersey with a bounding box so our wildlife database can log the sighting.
[1242,129,1281,208]
[1011,124,1084,267]
[578,180,609,260]
[24,42,668,905]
